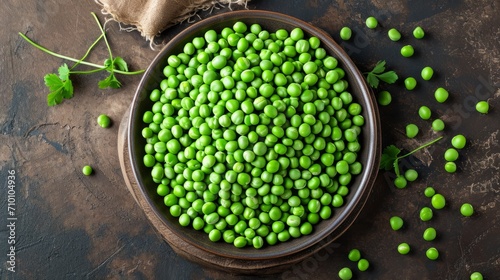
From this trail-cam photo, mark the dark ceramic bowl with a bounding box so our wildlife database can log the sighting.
[128,10,380,260]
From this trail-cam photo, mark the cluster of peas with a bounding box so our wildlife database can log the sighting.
[141,22,365,248]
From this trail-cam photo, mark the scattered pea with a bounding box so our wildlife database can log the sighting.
[432,119,445,131]
[434,87,449,103]
[365,16,378,29]
[348,249,361,261]
[444,148,459,161]
[405,124,419,138]
[82,165,93,176]
[388,28,401,41]
[404,77,417,90]
[340,27,352,40]
[426,247,439,260]
[97,114,111,128]
[431,194,446,209]
[421,66,434,80]
[475,101,489,114]
[444,161,457,173]
[418,106,432,120]
[451,134,467,149]
[404,169,418,182]
[470,272,483,280]
[420,207,433,221]
[338,267,353,280]
[424,187,436,198]
[401,45,414,57]
[413,26,425,39]
[423,227,437,241]
[460,203,474,217]
[390,216,404,230]
[377,90,392,106]
[397,243,410,255]
[394,176,408,189]
[358,258,370,271]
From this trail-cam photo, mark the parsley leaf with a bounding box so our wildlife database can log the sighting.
[98,73,122,89]
[365,60,398,88]
[380,137,443,179]
[44,64,74,106]
[113,57,128,72]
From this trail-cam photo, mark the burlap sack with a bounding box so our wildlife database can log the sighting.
[96,0,249,42]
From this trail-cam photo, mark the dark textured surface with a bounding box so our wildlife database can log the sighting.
[1,0,498,279]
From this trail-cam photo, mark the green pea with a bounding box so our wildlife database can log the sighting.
[421,66,434,80]
[420,207,433,221]
[434,87,449,103]
[388,28,401,41]
[82,165,93,176]
[394,176,407,189]
[460,203,474,217]
[338,267,353,280]
[377,90,392,106]
[340,27,352,40]
[404,77,417,90]
[475,101,489,114]
[418,106,432,120]
[348,249,361,261]
[405,124,419,138]
[444,148,459,161]
[97,114,111,128]
[426,247,439,260]
[432,119,445,131]
[444,161,457,173]
[397,243,410,255]
[358,258,369,272]
[390,216,404,230]
[365,16,378,29]
[413,26,425,39]
[470,272,483,280]
[423,227,437,241]
[431,193,446,209]
[451,134,467,149]
[401,45,414,57]
[424,187,435,198]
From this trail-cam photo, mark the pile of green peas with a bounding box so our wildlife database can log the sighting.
[141,22,365,248]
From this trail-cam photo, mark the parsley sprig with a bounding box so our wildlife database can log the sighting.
[365,60,398,89]
[18,12,144,106]
[380,136,443,177]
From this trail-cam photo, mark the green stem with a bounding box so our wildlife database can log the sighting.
[70,68,107,75]
[17,32,144,75]
[91,12,113,63]
[71,33,104,70]
[396,136,443,160]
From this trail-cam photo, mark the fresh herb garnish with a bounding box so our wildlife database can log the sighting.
[380,136,443,176]
[365,60,398,89]
[18,12,144,106]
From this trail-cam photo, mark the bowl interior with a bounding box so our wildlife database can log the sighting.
[129,10,380,260]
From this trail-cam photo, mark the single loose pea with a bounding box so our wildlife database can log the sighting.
[405,124,419,138]
[97,114,111,128]
[377,90,392,106]
[434,87,449,103]
[444,161,457,173]
[420,207,433,221]
[426,247,439,260]
[82,165,93,176]
[421,66,434,80]
[460,203,474,217]
[404,77,417,90]
[424,187,436,198]
[340,27,352,40]
[404,169,418,182]
[418,106,432,120]
[394,176,407,189]
[390,216,404,230]
[357,259,369,271]
[451,134,467,149]
[432,119,445,131]
[365,16,378,29]
[413,26,425,39]
[397,243,410,255]
[401,45,414,57]
[470,272,483,280]
[348,249,361,261]
[388,28,401,41]
[423,227,437,241]
[444,148,459,161]
[338,267,353,280]
[475,101,489,114]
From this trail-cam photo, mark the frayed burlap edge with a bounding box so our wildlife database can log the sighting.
[95,0,249,49]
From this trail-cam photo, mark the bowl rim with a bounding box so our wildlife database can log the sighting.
[128,9,380,260]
